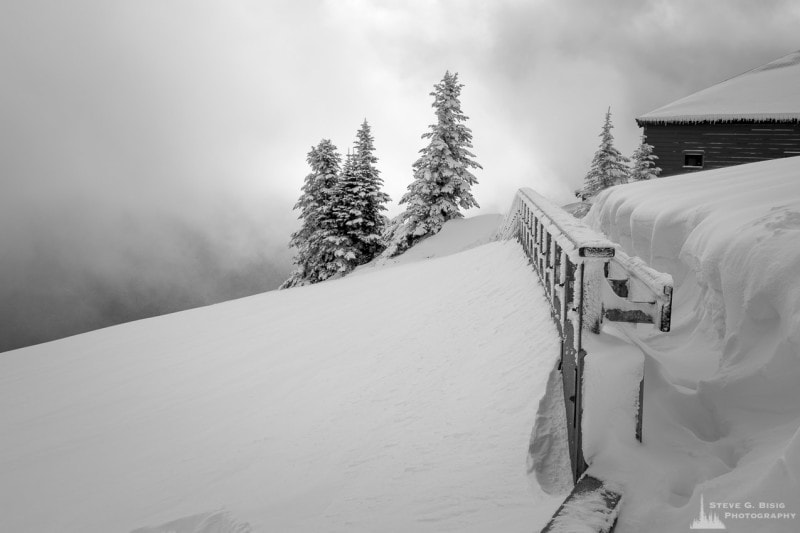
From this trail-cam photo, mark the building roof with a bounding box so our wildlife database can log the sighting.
[637,50,800,125]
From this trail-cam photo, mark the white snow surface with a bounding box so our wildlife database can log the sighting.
[637,49,800,124]
[0,215,564,532]
[7,158,800,532]
[361,213,504,272]
[583,156,800,532]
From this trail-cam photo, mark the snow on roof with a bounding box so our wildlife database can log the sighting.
[637,50,800,124]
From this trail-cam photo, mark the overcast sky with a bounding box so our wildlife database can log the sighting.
[2,0,799,350]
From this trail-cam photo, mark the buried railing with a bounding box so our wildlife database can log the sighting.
[499,188,674,482]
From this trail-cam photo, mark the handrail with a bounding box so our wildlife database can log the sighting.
[605,249,673,333]
[517,188,616,257]
[498,188,674,482]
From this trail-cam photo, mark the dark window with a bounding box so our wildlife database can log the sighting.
[684,153,704,168]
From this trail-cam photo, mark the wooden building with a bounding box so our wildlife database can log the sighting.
[636,50,800,177]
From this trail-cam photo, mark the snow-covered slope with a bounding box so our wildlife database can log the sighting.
[358,214,504,273]
[0,215,563,532]
[584,157,800,532]
[7,158,798,532]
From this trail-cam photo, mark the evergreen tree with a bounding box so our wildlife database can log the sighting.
[283,122,391,286]
[630,135,662,181]
[281,139,341,288]
[325,151,364,273]
[325,120,392,273]
[385,71,482,257]
[351,120,391,259]
[577,107,630,200]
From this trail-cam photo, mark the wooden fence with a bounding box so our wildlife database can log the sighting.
[499,188,673,481]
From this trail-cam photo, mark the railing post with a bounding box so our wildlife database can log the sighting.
[561,255,587,481]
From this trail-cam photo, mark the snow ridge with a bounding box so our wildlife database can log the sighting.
[585,156,800,532]
[131,509,251,533]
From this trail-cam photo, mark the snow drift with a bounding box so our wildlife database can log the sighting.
[5,156,799,532]
[584,156,800,532]
[0,215,563,533]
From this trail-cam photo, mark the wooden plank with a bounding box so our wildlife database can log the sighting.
[604,308,654,324]
[540,475,623,533]
[643,122,800,176]
[636,377,644,443]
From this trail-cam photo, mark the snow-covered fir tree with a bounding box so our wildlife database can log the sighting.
[283,122,391,287]
[325,151,366,273]
[325,121,392,272]
[630,135,662,181]
[351,120,391,260]
[281,139,342,288]
[384,71,482,257]
[577,107,630,200]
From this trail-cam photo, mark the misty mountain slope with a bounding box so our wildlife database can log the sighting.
[0,217,563,533]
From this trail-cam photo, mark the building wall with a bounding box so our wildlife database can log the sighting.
[641,122,800,177]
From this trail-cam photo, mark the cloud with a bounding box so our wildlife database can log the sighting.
[477,0,800,199]
[2,0,799,351]
[313,0,800,209]
[0,1,299,351]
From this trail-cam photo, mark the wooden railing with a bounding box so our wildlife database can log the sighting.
[604,249,673,334]
[498,188,674,481]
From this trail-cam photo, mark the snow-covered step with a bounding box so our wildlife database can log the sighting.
[540,475,622,533]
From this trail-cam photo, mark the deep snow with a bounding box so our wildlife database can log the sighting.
[0,215,563,533]
[5,157,800,532]
[583,156,800,532]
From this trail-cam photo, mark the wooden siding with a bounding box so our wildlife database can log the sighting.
[641,122,800,177]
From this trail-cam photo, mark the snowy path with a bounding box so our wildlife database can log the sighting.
[0,221,563,532]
